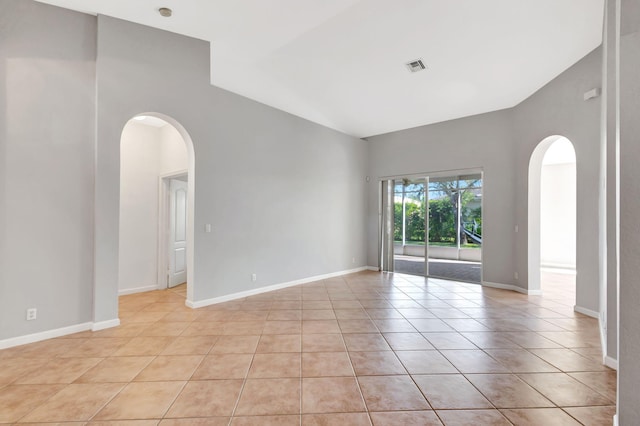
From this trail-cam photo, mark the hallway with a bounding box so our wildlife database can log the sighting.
[0,271,614,425]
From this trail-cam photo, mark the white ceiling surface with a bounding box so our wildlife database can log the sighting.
[37,0,604,138]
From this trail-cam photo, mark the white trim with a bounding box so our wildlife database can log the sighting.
[0,322,93,350]
[482,281,542,295]
[613,414,618,426]
[118,285,160,296]
[186,267,370,309]
[366,266,380,271]
[604,356,618,370]
[92,319,120,332]
[574,305,600,318]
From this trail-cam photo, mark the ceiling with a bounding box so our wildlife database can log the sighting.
[36,0,604,138]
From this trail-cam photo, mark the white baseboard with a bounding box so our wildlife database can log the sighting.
[574,305,599,319]
[186,266,370,309]
[0,322,93,350]
[0,317,122,350]
[92,318,121,331]
[604,356,618,370]
[366,266,380,271]
[613,413,618,426]
[118,285,160,296]
[482,281,542,295]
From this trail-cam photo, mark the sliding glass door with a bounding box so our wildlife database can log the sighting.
[380,171,483,284]
[427,174,482,283]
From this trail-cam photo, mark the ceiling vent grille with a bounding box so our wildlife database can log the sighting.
[405,59,426,73]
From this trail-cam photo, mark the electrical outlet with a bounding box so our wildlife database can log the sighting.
[514,272,519,280]
[352,257,356,264]
[251,273,257,282]
[26,308,37,321]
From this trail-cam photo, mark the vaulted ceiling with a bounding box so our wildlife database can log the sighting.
[37,0,605,138]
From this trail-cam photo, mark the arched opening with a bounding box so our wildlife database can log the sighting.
[119,113,196,303]
[528,136,576,301]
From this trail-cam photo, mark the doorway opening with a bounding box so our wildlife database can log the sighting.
[528,136,576,302]
[381,171,483,284]
[119,114,195,302]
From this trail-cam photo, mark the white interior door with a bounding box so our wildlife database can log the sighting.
[168,178,188,287]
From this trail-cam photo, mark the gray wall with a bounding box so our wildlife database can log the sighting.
[0,1,368,339]
[0,1,96,339]
[618,0,640,422]
[513,47,603,313]
[94,16,369,321]
[366,110,517,287]
[367,47,604,316]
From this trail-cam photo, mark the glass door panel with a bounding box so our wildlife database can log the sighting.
[392,179,427,276]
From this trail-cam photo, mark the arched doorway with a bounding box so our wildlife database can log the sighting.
[528,136,576,300]
[119,113,196,303]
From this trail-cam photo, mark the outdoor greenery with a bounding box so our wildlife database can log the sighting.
[393,179,482,247]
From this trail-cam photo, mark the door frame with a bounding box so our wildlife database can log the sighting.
[158,170,188,289]
[378,167,484,283]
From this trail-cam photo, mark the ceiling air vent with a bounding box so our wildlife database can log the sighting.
[405,59,426,73]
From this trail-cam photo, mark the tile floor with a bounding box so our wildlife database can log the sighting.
[0,271,616,425]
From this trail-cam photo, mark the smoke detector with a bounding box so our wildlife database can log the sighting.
[405,59,426,73]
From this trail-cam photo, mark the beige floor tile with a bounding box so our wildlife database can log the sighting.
[112,337,175,356]
[180,321,225,336]
[263,321,302,335]
[465,374,554,408]
[139,322,190,337]
[303,412,370,425]
[369,410,441,425]
[569,371,617,401]
[395,350,457,374]
[160,336,217,355]
[235,378,301,416]
[160,417,229,425]
[16,357,103,384]
[501,408,582,425]
[422,332,476,349]
[529,348,609,372]
[302,377,366,413]
[303,310,336,320]
[343,334,391,352]
[349,351,406,375]
[302,352,354,377]
[231,415,300,425]
[302,334,346,352]
[334,309,370,320]
[0,358,48,385]
[222,321,266,335]
[192,354,253,379]
[90,420,160,425]
[164,380,243,418]
[564,406,617,426]
[21,383,124,422]
[413,374,492,409]
[93,381,185,420]
[440,350,509,373]
[210,336,259,353]
[267,310,302,321]
[382,333,434,350]
[76,356,154,383]
[436,409,511,425]
[358,376,429,412]
[134,355,203,381]
[484,348,559,373]
[248,353,301,378]
[0,384,66,423]
[257,334,301,353]
[518,373,614,406]
[59,338,132,358]
[338,319,379,333]
[302,320,341,334]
